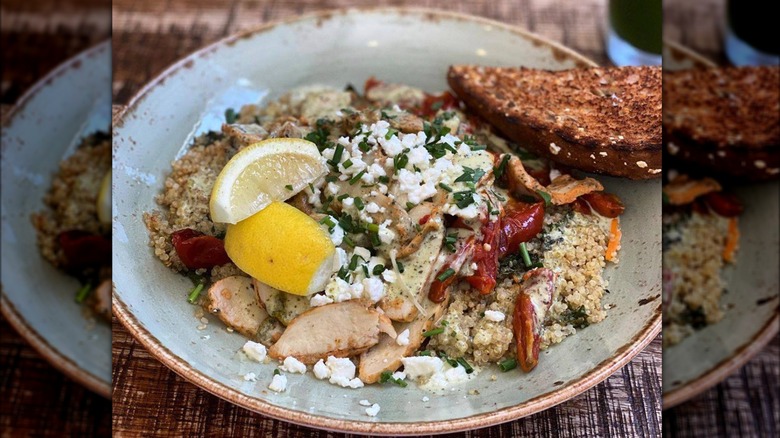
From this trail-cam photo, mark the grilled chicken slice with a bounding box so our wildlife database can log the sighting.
[222,123,268,147]
[253,278,311,326]
[359,295,450,383]
[381,227,444,322]
[207,276,270,338]
[268,301,396,364]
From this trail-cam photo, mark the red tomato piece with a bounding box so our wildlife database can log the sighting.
[703,192,743,217]
[171,228,231,270]
[580,192,625,218]
[498,201,545,258]
[58,230,111,270]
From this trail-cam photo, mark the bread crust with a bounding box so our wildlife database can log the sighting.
[448,65,662,179]
[664,66,779,181]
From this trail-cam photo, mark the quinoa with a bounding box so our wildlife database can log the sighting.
[663,212,731,346]
[430,206,613,363]
[31,132,111,274]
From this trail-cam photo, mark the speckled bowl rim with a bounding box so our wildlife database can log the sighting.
[661,41,778,409]
[112,8,661,434]
[0,41,112,399]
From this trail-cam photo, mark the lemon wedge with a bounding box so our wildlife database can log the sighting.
[209,138,328,224]
[224,201,336,296]
[96,169,111,225]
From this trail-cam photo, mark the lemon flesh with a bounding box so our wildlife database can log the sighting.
[224,201,336,296]
[209,138,327,224]
[96,169,111,225]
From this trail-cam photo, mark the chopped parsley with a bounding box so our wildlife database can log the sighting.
[285,184,293,191]
[455,166,486,184]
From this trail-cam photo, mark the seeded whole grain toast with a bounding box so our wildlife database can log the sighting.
[664,66,779,181]
[448,65,662,179]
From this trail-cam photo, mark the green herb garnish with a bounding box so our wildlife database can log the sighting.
[536,190,552,206]
[439,183,453,192]
[224,108,237,124]
[437,268,455,282]
[187,282,205,304]
[379,371,408,387]
[75,283,93,304]
[349,170,366,185]
[520,242,532,267]
[498,358,517,372]
[423,327,444,337]
[494,154,511,178]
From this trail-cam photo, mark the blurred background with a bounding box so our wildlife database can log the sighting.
[1,0,111,436]
[662,0,779,437]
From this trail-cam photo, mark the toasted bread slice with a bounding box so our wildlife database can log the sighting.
[664,66,779,181]
[448,65,662,179]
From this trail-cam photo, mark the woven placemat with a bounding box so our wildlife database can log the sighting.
[110,1,662,436]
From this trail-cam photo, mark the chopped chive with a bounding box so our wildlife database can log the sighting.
[379,370,407,387]
[437,268,456,282]
[354,197,365,210]
[329,144,344,166]
[325,175,338,183]
[362,265,369,277]
[457,357,474,374]
[319,216,336,229]
[343,235,355,247]
[337,193,349,201]
[520,242,532,267]
[423,327,444,337]
[372,264,385,276]
[418,350,434,356]
[342,159,353,169]
[535,190,552,206]
[187,282,205,304]
[75,283,93,303]
[349,255,361,271]
[370,233,381,247]
[274,369,281,376]
[406,202,415,210]
[285,184,293,191]
[397,262,405,273]
[494,154,511,178]
[378,175,390,184]
[439,183,453,192]
[349,170,366,185]
[225,108,237,124]
[366,223,380,233]
[499,358,517,372]
[385,128,398,140]
[438,351,459,367]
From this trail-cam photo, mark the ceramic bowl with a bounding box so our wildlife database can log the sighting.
[113,9,661,434]
[1,41,112,397]
[662,42,780,408]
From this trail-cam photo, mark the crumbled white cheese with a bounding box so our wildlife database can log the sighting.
[365,403,381,417]
[310,293,334,307]
[243,372,257,382]
[326,182,340,195]
[382,269,397,283]
[359,399,372,407]
[242,341,267,362]
[392,371,407,381]
[396,329,410,346]
[326,356,364,388]
[401,356,445,379]
[280,356,307,374]
[268,374,287,392]
[313,359,330,379]
[483,310,506,322]
[376,220,396,245]
[365,202,381,214]
[342,197,354,207]
[329,222,344,246]
[422,396,430,402]
[362,277,385,302]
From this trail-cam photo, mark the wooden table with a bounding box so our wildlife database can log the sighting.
[110,1,662,436]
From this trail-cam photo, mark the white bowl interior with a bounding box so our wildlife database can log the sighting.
[1,42,112,392]
[113,10,660,428]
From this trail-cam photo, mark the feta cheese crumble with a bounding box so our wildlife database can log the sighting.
[280,356,307,374]
[242,341,267,362]
[483,310,506,322]
[365,403,381,417]
[396,329,410,346]
[269,374,287,392]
